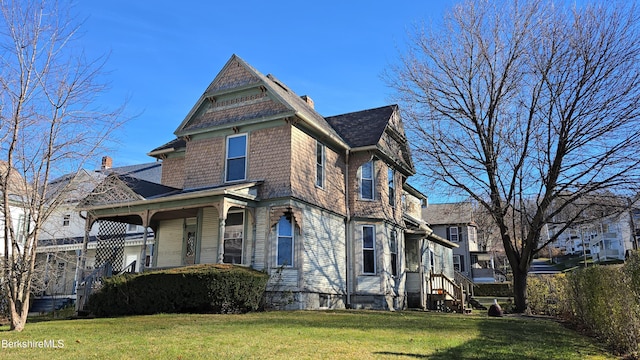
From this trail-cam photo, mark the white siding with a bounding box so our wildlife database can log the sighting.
[357,276,382,293]
[253,207,268,270]
[269,268,298,288]
[301,207,346,294]
[199,207,219,264]
[156,219,183,267]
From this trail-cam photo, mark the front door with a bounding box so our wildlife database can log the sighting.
[183,224,197,265]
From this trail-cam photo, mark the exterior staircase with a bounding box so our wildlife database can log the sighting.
[429,272,465,312]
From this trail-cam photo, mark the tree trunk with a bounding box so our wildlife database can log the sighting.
[512,267,528,313]
[9,297,29,332]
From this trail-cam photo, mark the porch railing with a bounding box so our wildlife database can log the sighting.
[430,273,464,311]
[431,273,461,298]
[75,263,112,315]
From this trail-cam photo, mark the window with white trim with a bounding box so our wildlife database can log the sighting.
[390,230,398,276]
[316,141,325,188]
[62,214,70,227]
[277,215,294,266]
[453,254,465,272]
[360,161,374,200]
[362,225,376,274]
[468,226,477,243]
[388,168,395,207]
[226,134,247,182]
[223,211,244,264]
[449,226,459,242]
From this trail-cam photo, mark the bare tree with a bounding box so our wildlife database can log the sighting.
[390,0,640,312]
[0,0,122,331]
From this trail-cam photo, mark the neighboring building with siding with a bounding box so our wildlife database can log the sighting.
[77,55,457,311]
[35,160,162,297]
[423,202,497,283]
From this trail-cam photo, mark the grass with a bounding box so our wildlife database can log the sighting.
[0,310,616,359]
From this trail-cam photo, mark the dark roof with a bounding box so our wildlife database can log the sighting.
[325,105,396,148]
[422,202,474,225]
[149,138,186,156]
[117,175,179,199]
[100,162,162,184]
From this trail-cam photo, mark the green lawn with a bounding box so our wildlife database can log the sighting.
[0,310,616,359]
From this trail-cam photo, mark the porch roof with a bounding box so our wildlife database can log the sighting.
[403,213,459,248]
[79,181,262,216]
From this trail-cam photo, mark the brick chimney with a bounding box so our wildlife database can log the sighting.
[101,156,113,170]
[300,95,314,109]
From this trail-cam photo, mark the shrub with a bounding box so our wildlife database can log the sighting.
[89,264,269,317]
[474,282,513,297]
[565,256,640,356]
[527,274,570,317]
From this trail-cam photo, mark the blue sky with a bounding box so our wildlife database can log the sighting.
[75,1,453,168]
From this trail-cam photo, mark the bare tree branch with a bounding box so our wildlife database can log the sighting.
[387,0,640,312]
[0,0,124,331]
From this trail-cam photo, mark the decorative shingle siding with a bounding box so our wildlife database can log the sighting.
[249,125,292,199]
[183,137,225,189]
[348,152,402,224]
[185,96,290,132]
[290,126,346,215]
[206,57,261,93]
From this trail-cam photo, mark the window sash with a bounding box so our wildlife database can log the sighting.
[453,254,465,272]
[277,216,294,266]
[226,134,247,182]
[449,227,459,242]
[360,161,374,200]
[388,168,395,206]
[390,231,397,276]
[362,225,375,274]
[316,141,324,188]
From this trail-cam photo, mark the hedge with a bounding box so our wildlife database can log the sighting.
[473,282,513,297]
[565,257,640,356]
[528,253,640,357]
[88,264,269,317]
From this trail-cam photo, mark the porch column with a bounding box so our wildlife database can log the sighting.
[75,214,92,288]
[419,239,426,310]
[218,217,226,263]
[139,210,150,272]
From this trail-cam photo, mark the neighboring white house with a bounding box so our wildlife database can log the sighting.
[546,198,640,262]
[548,206,638,262]
[0,161,31,258]
[35,158,160,297]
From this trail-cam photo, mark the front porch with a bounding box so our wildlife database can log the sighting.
[404,223,466,312]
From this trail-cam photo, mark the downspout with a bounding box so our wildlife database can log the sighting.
[344,149,352,308]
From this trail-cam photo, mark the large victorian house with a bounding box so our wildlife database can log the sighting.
[76,55,459,311]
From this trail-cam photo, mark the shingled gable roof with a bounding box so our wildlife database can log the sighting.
[326,104,416,175]
[169,54,347,149]
[325,105,395,148]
